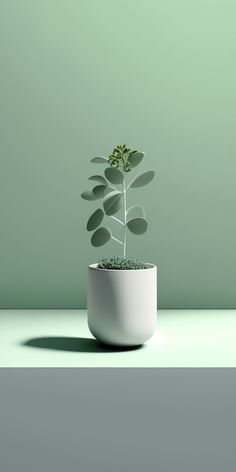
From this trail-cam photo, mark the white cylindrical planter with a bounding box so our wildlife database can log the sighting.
[87,264,157,346]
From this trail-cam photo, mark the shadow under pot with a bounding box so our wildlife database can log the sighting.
[87,263,157,347]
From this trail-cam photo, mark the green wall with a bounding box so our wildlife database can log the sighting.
[1,0,236,309]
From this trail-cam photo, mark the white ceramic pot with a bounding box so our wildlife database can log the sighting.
[87,263,157,346]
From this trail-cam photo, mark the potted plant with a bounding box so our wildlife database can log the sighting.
[81,144,157,346]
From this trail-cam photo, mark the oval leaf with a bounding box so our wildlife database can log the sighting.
[89,175,107,185]
[128,152,144,168]
[105,167,124,184]
[129,170,155,188]
[91,156,108,164]
[92,185,107,198]
[81,190,98,201]
[87,209,104,231]
[103,190,123,216]
[127,205,145,220]
[127,217,148,235]
[91,227,111,247]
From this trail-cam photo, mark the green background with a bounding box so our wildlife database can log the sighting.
[1,0,236,309]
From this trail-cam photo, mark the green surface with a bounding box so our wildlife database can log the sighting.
[1,1,236,308]
[1,310,236,367]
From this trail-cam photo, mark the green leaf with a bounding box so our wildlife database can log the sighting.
[81,190,98,201]
[89,175,107,185]
[91,227,111,247]
[129,170,155,188]
[91,156,108,163]
[105,167,124,184]
[127,152,144,168]
[92,185,107,198]
[127,205,145,220]
[103,190,123,215]
[104,186,116,196]
[127,217,148,235]
[87,209,104,231]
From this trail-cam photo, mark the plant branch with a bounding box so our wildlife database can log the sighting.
[111,235,123,245]
[110,216,124,225]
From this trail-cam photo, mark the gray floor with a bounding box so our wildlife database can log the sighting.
[0,369,235,472]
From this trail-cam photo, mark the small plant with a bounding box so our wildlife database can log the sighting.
[81,144,155,259]
[98,257,148,270]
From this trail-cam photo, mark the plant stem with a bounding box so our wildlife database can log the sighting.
[111,235,123,245]
[110,216,124,225]
[123,177,127,259]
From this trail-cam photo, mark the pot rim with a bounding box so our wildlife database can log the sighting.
[89,262,157,272]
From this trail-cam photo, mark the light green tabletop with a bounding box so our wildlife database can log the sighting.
[1,310,236,368]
